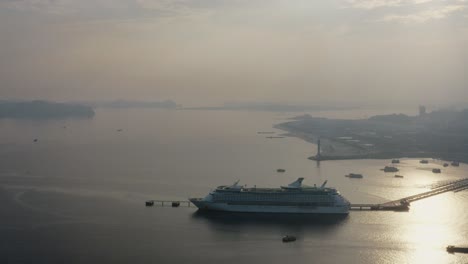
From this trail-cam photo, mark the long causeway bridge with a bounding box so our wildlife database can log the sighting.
[350,177,468,211]
[145,178,468,212]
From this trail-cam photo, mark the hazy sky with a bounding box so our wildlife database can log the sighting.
[1,0,467,105]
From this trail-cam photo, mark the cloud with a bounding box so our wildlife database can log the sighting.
[345,0,433,9]
[0,0,130,14]
[344,0,468,24]
[0,0,249,20]
[0,0,72,14]
[0,0,236,12]
[346,0,404,9]
[380,4,466,23]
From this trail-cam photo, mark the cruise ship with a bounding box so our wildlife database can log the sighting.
[189,178,350,214]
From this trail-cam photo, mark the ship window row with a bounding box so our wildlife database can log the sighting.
[213,194,333,202]
[226,201,335,207]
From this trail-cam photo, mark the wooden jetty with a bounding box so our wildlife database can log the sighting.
[146,178,468,212]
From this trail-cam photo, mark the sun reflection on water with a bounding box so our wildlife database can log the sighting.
[401,193,463,263]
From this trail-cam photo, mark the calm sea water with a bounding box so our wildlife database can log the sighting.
[1,108,468,264]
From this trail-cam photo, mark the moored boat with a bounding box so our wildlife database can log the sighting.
[345,173,363,179]
[447,245,468,254]
[382,166,399,172]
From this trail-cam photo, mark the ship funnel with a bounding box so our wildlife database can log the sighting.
[228,180,242,190]
[320,180,328,188]
[288,177,304,188]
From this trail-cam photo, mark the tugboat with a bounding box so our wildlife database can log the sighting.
[370,200,410,211]
[345,173,363,179]
[432,168,441,173]
[447,245,468,254]
[394,200,410,211]
[282,235,296,243]
[382,166,399,172]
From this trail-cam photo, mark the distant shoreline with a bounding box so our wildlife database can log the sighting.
[274,122,468,163]
[0,100,94,120]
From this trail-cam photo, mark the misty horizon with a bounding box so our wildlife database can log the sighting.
[1,0,467,105]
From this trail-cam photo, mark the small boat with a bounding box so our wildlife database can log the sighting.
[172,201,180,207]
[451,161,460,167]
[443,163,449,167]
[447,245,468,254]
[395,200,410,211]
[33,138,38,142]
[391,159,400,164]
[432,168,441,173]
[370,200,410,211]
[282,235,296,243]
[420,160,429,164]
[117,129,123,132]
[145,201,154,206]
[394,175,404,178]
[382,166,399,172]
[345,173,363,179]
[277,169,286,173]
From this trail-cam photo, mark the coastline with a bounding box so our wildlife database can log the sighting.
[274,122,468,163]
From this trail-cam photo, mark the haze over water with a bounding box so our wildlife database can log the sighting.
[1,108,468,264]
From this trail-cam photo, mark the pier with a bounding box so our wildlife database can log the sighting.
[145,200,192,207]
[145,178,468,211]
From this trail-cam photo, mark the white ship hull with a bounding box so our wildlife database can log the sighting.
[190,199,349,214]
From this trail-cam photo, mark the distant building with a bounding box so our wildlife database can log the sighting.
[419,105,426,117]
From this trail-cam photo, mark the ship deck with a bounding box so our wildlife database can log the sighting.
[218,187,335,194]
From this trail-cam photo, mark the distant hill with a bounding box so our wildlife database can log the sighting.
[184,102,358,112]
[0,100,95,119]
[92,100,178,109]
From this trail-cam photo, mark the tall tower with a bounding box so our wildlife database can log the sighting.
[419,105,426,117]
[316,138,321,160]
